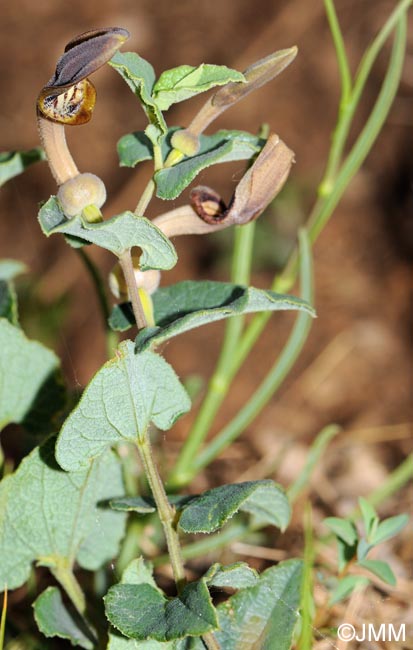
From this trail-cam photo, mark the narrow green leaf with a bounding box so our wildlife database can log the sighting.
[105,581,218,641]
[204,563,258,589]
[33,587,94,649]
[370,514,409,546]
[110,281,315,348]
[328,575,369,606]
[0,319,60,431]
[178,480,290,534]
[357,559,396,585]
[358,497,378,540]
[0,437,126,591]
[324,517,358,546]
[155,131,264,199]
[214,560,302,650]
[0,148,45,187]
[56,342,191,472]
[38,198,177,268]
[153,64,245,110]
[109,52,166,133]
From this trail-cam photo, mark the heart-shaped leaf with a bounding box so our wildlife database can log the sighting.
[56,342,191,472]
[105,581,217,642]
[0,437,126,591]
[38,198,177,268]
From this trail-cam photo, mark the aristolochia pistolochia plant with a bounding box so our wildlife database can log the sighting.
[2,26,311,649]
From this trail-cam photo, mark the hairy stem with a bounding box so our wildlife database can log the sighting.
[136,433,186,590]
[119,250,148,330]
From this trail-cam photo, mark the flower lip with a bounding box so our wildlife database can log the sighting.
[38,27,130,125]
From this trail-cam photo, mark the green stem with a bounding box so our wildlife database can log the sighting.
[136,432,186,591]
[76,248,118,358]
[119,250,148,330]
[51,563,86,615]
[279,9,408,291]
[324,0,352,103]
[135,179,155,216]
[0,589,7,650]
[192,229,313,476]
[169,222,256,487]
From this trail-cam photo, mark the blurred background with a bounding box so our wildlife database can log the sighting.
[0,0,412,640]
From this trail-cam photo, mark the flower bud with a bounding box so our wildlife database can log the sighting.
[57,172,106,218]
[170,129,200,157]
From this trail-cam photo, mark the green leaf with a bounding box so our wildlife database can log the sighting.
[107,560,178,649]
[178,480,290,534]
[109,52,166,134]
[329,575,369,606]
[56,341,191,472]
[110,494,193,514]
[38,198,177,269]
[0,148,45,187]
[370,514,409,546]
[33,587,94,649]
[324,517,358,546]
[0,437,126,591]
[105,581,218,641]
[357,559,396,585]
[0,319,60,431]
[153,64,245,110]
[213,560,302,650]
[204,563,258,589]
[154,131,264,199]
[109,281,314,348]
[117,128,180,168]
[358,498,378,540]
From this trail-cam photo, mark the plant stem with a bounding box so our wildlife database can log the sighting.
[135,178,155,216]
[119,250,148,330]
[170,223,256,486]
[51,563,86,615]
[0,589,7,650]
[76,248,118,358]
[136,432,186,591]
